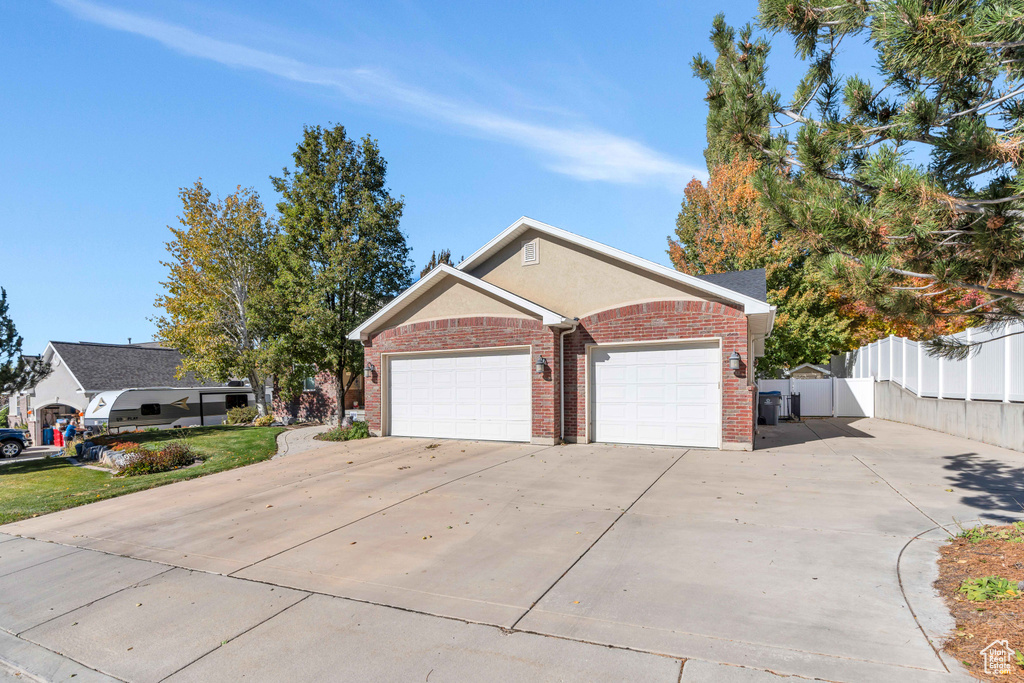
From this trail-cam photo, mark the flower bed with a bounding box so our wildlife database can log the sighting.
[110,441,203,477]
[937,523,1024,679]
[314,421,370,442]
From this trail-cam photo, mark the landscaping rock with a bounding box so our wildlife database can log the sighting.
[99,449,132,469]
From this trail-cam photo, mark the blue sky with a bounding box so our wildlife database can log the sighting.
[2,0,856,353]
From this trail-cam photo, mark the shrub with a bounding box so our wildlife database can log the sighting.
[956,522,1024,544]
[254,414,274,427]
[225,406,258,425]
[958,576,1021,601]
[0,406,8,428]
[109,440,143,453]
[315,421,371,442]
[117,442,202,477]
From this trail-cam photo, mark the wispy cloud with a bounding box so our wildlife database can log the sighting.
[55,0,705,189]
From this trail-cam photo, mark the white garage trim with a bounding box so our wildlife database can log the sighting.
[585,337,722,448]
[381,345,532,441]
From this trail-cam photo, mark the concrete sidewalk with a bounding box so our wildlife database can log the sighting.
[3,419,1020,682]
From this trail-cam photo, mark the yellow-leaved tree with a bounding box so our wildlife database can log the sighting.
[154,180,278,416]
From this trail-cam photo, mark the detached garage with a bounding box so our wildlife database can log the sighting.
[350,217,775,451]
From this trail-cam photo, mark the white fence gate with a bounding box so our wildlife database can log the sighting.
[833,378,874,418]
[757,377,874,418]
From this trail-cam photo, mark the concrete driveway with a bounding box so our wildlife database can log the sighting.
[2,418,1022,682]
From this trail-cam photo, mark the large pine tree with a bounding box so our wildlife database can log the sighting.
[693,3,1024,357]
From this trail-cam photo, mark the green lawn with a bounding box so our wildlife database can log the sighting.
[0,425,284,525]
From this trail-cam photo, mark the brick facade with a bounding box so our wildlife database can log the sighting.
[272,370,364,424]
[562,300,753,447]
[363,317,559,443]
[361,300,754,448]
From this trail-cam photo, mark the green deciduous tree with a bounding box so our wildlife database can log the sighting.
[270,124,412,422]
[693,4,1024,357]
[154,180,278,416]
[0,288,50,396]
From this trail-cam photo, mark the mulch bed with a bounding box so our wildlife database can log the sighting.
[936,527,1024,681]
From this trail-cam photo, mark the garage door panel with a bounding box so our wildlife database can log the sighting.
[675,384,711,402]
[635,404,669,421]
[389,350,530,442]
[636,366,667,382]
[593,342,720,448]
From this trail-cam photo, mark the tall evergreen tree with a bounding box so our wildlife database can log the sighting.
[0,288,50,396]
[270,124,412,422]
[693,3,1024,357]
[419,249,459,278]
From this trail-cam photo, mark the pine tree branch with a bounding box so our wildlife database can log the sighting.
[936,85,1024,126]
[934,295,1010,315]
[970,40,1024,48]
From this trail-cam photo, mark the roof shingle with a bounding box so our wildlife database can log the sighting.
[695,268,768,303]
[49,342,217,391]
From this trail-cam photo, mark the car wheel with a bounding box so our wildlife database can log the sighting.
[1,440,23,458]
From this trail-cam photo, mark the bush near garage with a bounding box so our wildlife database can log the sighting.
[114,441,203,476]
[315,421,370,442]
[254,414,274,427]
[225,406,258,424]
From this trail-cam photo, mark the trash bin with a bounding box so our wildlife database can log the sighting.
[790,393,801,422]
[758,392,782,426]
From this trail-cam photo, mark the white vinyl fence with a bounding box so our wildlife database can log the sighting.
[834,321,1024,403]
[757,377,874,418]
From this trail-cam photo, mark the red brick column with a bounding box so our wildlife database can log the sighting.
[562,300,753,449]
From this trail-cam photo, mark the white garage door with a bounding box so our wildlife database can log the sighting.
[388,349,530,442]
[592,342,720,448]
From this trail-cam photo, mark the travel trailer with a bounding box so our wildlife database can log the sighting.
[84,386,256,433]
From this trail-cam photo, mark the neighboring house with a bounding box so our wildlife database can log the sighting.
[15,341,240,444]
[785,363,832,380]
[349,217,776,451]
[272,370,364,424]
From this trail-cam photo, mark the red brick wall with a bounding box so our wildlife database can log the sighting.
[363,317,559,441]
[272,370,364,424]
[562,300,753,446]
[362,301,752,447]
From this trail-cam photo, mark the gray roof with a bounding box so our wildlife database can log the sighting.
[49,342,218,391]
[696,268,768,303]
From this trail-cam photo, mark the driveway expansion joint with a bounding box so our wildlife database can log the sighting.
[509,448,690,630]
[155,592,313,683]
[227,444,555,578]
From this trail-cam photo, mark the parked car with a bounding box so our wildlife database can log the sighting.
[0,428,29,458]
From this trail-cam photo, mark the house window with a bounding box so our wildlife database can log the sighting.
[303,377,316,392]
[225,394,248,410]
[521,239,539,266]
[140,403,161,416]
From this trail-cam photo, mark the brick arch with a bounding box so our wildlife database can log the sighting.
[363,316,559,441]
[564,300,753,448]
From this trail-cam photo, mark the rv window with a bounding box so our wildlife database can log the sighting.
[225,394,248,410]
[140,403,161,416]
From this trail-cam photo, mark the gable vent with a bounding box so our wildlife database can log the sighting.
[521,239,539,265]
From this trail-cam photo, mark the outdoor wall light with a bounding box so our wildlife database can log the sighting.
[535,356,547,374]
[729,351,742,371]
[364,362,375,376]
